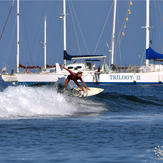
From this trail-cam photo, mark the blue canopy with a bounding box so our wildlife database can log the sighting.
[64,50,106,60]
[146,47,163,60]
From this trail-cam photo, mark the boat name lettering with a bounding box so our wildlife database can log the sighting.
[110,75,141,80]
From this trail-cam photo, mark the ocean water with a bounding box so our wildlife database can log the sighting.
[0,80,163,162]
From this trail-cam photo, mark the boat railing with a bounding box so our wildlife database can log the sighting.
[110,66,140,73]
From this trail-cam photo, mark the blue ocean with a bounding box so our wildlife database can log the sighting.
[0,80,163,162]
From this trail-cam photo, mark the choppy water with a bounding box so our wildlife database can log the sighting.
[0,81,163,162]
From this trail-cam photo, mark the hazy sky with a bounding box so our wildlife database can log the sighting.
[0,0,163,72]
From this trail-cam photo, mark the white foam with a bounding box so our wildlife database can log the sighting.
[0,85,105,119]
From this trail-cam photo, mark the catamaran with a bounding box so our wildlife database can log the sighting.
[93,0,163,84]
[64,0,163,84]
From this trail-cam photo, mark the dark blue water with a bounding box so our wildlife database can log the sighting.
[0,80,163,162]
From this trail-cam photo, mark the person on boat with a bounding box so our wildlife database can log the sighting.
[97,65,101,72]
[60,65,90,93]
[95,65,101,84]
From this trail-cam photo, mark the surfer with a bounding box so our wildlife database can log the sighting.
[60,65,90,93]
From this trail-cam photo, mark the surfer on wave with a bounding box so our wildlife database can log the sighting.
[60,65,90,93]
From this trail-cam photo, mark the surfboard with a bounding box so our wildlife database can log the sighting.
[72,87,104,97]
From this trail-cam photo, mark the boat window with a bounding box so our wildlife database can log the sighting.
[77,66,82,69]
[74,66,82,70]
[68,66,73,69]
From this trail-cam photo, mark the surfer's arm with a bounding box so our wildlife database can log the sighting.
[60,65,71,73]
[74,80,87,93]
[65,78,70,88]
[80,78,90,91]
[60,65,75,76]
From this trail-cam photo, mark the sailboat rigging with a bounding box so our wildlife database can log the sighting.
[1,0,64,84]
[2,0,106,85]
[1,0,163,85]
[87,0,163,84]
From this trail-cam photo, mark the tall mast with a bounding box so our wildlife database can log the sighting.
[111,0,117,67]
[146,0,150,66]
[63,0,67,66]
[17,0,19,73]
[44,16,47,69]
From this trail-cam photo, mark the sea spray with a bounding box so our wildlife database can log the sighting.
[0,85,105,119]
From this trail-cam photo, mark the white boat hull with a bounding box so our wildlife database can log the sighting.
[2,68,163,85]
[1,74,18,82]
[15,73,65,84]
[82,71,163,84]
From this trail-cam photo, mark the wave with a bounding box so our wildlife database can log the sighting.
[0,85,106,119]
[97,91,163,106]
[94,91,163,114]
[0,83,162,119]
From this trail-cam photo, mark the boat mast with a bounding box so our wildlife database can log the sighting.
[63,0,67,66]
[44,16,47,69]
[146,0,150,66]
[17,0,19,73]
[111,0,117,67]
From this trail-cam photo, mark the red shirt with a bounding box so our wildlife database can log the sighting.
[67,70,83,82]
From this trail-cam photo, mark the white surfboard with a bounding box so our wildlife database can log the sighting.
[72,87,104,97]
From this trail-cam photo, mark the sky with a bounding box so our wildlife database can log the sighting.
[0,0,163,72]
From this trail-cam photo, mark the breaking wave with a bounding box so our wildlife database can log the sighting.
[0,85,105,119]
